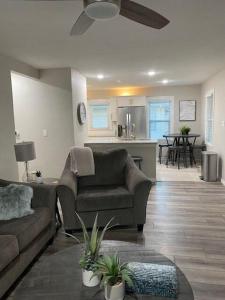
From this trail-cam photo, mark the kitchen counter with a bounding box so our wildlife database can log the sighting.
[85,138,157,181]
[85,138,157,144]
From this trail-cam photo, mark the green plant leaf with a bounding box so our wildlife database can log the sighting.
[75,212,89,250]
[93,253,133,287]
[63,232,80,243]
[90,214,98,254]
[96,217,114,253]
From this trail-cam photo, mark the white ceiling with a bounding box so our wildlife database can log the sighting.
[0,0,225,89]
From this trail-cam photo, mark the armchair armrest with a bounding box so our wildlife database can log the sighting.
[125,157,152,225]
[56,169,77,230]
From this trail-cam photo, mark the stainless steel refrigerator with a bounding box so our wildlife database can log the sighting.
[117,106,147,139]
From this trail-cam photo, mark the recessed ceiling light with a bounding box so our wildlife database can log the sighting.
[162,79,169,84]
[148,71,156,77]
[97,74,104,80]
[117,80,121,83]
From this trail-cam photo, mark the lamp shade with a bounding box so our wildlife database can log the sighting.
[14,141,36,162]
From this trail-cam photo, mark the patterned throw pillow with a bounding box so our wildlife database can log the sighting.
[0,184,34,220]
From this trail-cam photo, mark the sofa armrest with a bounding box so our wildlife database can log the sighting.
[125,157,152,224]
[31,183,56,211]
[56,170,78,230]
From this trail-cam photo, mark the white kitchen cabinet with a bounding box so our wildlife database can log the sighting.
[116,96,146,107]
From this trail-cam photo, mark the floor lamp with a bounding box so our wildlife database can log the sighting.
[14,141,36,182]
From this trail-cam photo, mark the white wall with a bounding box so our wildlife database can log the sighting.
[201,68,225,182]
[147,85,202,137]
[88,85,202,139]
[11,68,74,179]
[71,69,88,146]
[0,54,39,181]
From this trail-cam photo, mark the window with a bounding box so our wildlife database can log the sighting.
[205,90,214,145]
[148,100,171,139]
[89,104,110,129]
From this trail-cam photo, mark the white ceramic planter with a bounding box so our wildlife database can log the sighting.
[82,269,100,287]
[104,281,125,300]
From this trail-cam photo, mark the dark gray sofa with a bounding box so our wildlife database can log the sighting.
[57,149,152,232]
[0,179,56,299]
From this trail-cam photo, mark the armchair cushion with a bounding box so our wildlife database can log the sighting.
[77,185,133,212]
[78,149,128,187]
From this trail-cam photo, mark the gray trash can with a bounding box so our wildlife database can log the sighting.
[201,151,217,182]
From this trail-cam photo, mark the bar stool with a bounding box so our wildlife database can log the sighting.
[158,143,172,164]
[132,156,143,170]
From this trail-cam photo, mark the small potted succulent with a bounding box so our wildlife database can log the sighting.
[35,170,43,184]
[94,254,133,300]
[180,125,191,135]
[67,213,114,287]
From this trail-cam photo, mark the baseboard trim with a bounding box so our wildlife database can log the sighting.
[221,178,225,186]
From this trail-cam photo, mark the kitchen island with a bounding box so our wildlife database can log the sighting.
[85,138,157,181]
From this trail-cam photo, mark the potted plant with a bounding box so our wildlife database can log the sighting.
[35,170,43,183]
[180,125,191,135]
[94,254,133,300]
[67,213,114,287]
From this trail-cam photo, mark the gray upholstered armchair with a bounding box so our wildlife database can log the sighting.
[57,149,152,233]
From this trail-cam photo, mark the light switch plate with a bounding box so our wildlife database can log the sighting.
[221,121,225,127]
[43,129,48,137]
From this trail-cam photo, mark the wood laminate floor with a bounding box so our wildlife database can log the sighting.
[10,181,225,300]
[157,162,202,182]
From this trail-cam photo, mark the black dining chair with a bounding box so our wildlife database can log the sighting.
[158,137,172,164]
[166,145,187,169]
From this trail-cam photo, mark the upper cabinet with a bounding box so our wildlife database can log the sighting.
[116,96,146,107]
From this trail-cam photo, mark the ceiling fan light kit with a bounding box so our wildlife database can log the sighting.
[84,0,120,20]
[26,0,170,36]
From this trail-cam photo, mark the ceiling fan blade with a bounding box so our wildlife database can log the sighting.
[120,0,170,29]
[70,11,94,36]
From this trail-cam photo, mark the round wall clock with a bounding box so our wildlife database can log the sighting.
[77,102,87,125]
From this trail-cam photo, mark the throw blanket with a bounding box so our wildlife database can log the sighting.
[126,262,178,298]
[70,146,95,177]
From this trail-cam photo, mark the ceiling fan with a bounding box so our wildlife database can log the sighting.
[26,0,170,35]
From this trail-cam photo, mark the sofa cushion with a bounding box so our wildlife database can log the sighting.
[77,185,133,212]
[78,149,128,187]
[0,208,51,251]
[0,235,19,272]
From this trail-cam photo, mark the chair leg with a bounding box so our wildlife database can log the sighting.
[184,151,188,168]
[172,151,175,165]
[159,147,162,164]
[137,224,144,232]
[178,151,180,169]
[192,151,196,165]
[166,150,169,167]
[190,150,193,167]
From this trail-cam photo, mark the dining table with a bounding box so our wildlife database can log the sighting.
[163,133,201,168]
[163,133,200,146]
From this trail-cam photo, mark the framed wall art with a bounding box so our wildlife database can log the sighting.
[179,100,196,121]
